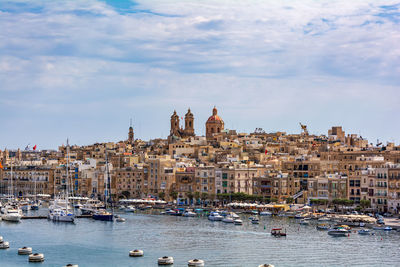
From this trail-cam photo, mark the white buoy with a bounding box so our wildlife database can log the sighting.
[0,241,10,249]
[18,247,33,255]
[158,256,174,265]
[63,264,79,267]
[129,249,144,257]
[29,253,45,262]
[188,258,205,266]
[258,264,275,267]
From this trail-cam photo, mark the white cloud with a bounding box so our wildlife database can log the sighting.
[0,0,399,148]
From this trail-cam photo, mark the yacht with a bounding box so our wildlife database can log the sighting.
[234,219,243,225]
[48,208,75,222]
[222,216,234,223]
[208,212,223,221]
[48,139,75,223]
[81,199,105,215]
[2,206,23,222]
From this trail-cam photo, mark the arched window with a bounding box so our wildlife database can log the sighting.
[217,127,220,132]
[189,121,192,127]
[211,127,214,133]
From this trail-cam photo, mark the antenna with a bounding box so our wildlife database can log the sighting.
[130,118,132,128]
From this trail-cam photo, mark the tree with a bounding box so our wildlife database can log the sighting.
[360,199,371,211]
[158,192,165,200]
[169,191,178,201]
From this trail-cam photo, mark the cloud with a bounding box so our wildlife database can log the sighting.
[0,0,399,148]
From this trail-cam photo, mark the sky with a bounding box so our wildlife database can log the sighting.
[0,0,399,150]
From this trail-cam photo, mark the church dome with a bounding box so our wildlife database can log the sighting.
[207,107,223,123]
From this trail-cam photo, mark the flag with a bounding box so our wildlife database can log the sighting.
[265,149,268,155]
[33,145,37,151]
[0,162,3,169]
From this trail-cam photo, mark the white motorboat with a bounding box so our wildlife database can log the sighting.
[299,219,310,225]
[48,208,75,222]
[183,211,196,217]
[260,211,272,216]
[252,217,260,224]
[2,206,22,222]
[222,216,234,223]
[358,229,371,235]
[234,219,243,225]
[328,228,348,237]
[231,212,240,219]
[19,202,31,212]
[125,206,136,212]
[208,212,223,221]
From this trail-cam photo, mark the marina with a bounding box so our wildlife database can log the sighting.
[1,208,400,266]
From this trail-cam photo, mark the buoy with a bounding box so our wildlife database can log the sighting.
[28,253,45,262]
[18,247,33,255]
[188,258,205,266]
[0,241,10,249]
[63,264,79,267]
[129,249,144,257]
[158,256,174,265]
[258,265,275,267]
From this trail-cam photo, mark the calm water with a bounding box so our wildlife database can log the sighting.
[1,210,400,267]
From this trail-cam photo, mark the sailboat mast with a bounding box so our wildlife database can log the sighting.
[10,160,13,201]
[66,139,70,213]
[104,150,108,210]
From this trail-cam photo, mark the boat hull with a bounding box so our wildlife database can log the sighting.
[92,214,113,221]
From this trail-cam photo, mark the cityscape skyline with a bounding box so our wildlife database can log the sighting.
[1,0,399,149]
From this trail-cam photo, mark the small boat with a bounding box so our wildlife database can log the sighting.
[158,256,174,265]
[30,203,39,211]
[0,241,10,249]
[318,217,331,222]
[358,229,371,235]
[258,265,275,267]
[48,208,75,223]
[182,211,196,217]
[18,247,33,255]
[2,206,23,222]
[234,219,243,225]
[188,259,205,266]
[29,253,45,262]
[92,209,113,221]
[372,225,392,231]
[260,211,272,216]
[328,228,348,237]
[271,228,286,237]
[129,249,144,257]
[208,212,223,221]
[222,216,234,223]
[316,223,329,230]
[116,217,126,222]
[299,219,310,225]
[125,206,136,213]
[252,217,260,224]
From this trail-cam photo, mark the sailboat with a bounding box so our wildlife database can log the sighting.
[2,161,23,222]
[48,140,75,223]
[92,150,113,221]
[31,166,39,210]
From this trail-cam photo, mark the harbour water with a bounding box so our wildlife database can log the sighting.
[1,210,400,266]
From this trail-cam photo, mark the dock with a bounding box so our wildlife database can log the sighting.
[21,215,92,220]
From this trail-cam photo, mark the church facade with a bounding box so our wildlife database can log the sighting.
[169,109,195,140]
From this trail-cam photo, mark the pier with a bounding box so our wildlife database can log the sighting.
[21,215,92,220]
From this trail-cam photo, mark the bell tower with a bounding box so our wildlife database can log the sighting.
[184,108,195,137]
[170,110,180,136]
[128,118,134,145]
